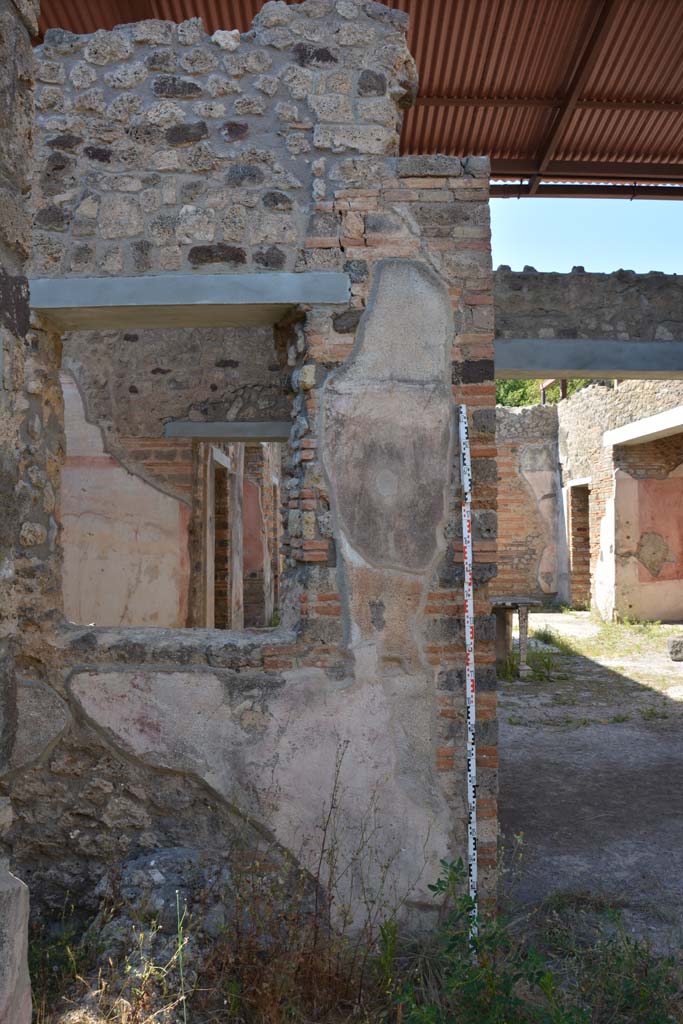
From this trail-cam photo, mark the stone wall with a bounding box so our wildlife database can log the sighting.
[3,1,497,932]
[496,405,564,604]
[494,267,683,340]
[496,381,683,617]
[60,322,287,535]
[31,3,416,279]
[558,381,683,618]
[63,326,289,465]
[0,0,39,1019]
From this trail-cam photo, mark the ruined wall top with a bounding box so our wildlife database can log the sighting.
[495,402,558,444]
[31,0,418,278]
[494,267,683,342]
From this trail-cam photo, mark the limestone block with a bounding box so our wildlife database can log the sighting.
[177,18,203,46]
[0,863,31,1024]
[221,204,248,241]
[176,205,215,242]
[104,62,149,89]
[19,521,46,546]
[313,123,395,154]
[207,74,242,97]
[299,364,316,390]
[255,74,280,96]
[254,1,292,27]
[69,62,97,88]
[37,59,66,84]
[283,65,314,99]
[84,29,133,65]
[234,95,267,116]
[251,212,297,245]
[180,49,219,74]
[146,99,186,126]
[108,94,144,121]
[212,29,241,51]
[308,93,353,121]
[98,195,143,239]
[131,20,175,46]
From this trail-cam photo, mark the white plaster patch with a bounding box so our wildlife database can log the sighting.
[69,665,453,920]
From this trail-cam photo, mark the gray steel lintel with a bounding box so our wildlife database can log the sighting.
[29,272,351,331]
[165,420,291,441]
[495,337,683,380]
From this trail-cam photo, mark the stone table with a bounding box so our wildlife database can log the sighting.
[491,596,542,677]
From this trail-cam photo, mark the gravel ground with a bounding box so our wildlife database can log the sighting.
[500,611,683,952]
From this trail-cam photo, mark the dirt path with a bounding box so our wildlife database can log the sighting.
[499,611,683,951]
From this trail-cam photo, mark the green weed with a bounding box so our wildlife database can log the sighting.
[393,864,683,1024]
[640,705,669,720]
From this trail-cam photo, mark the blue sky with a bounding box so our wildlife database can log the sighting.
[490,198,683,275]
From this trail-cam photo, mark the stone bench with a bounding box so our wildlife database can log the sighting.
[491,596,542,677]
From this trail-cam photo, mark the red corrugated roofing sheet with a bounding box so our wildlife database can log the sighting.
[37,0,683,195]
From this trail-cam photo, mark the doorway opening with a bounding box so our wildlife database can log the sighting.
[196,441,283,630]
[567,482,591,609]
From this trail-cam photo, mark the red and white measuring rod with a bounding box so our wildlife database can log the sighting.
[458,404,478,930]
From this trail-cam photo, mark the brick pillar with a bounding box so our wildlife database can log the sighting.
[282,153,498,909]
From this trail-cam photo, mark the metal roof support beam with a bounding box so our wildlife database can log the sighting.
[494,338,683,380]
[491,184,683,199]
[416,97,683,115]
[494,159,683,181]
[527,0,621,196]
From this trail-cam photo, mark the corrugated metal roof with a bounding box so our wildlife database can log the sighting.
[37,0,683,197]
